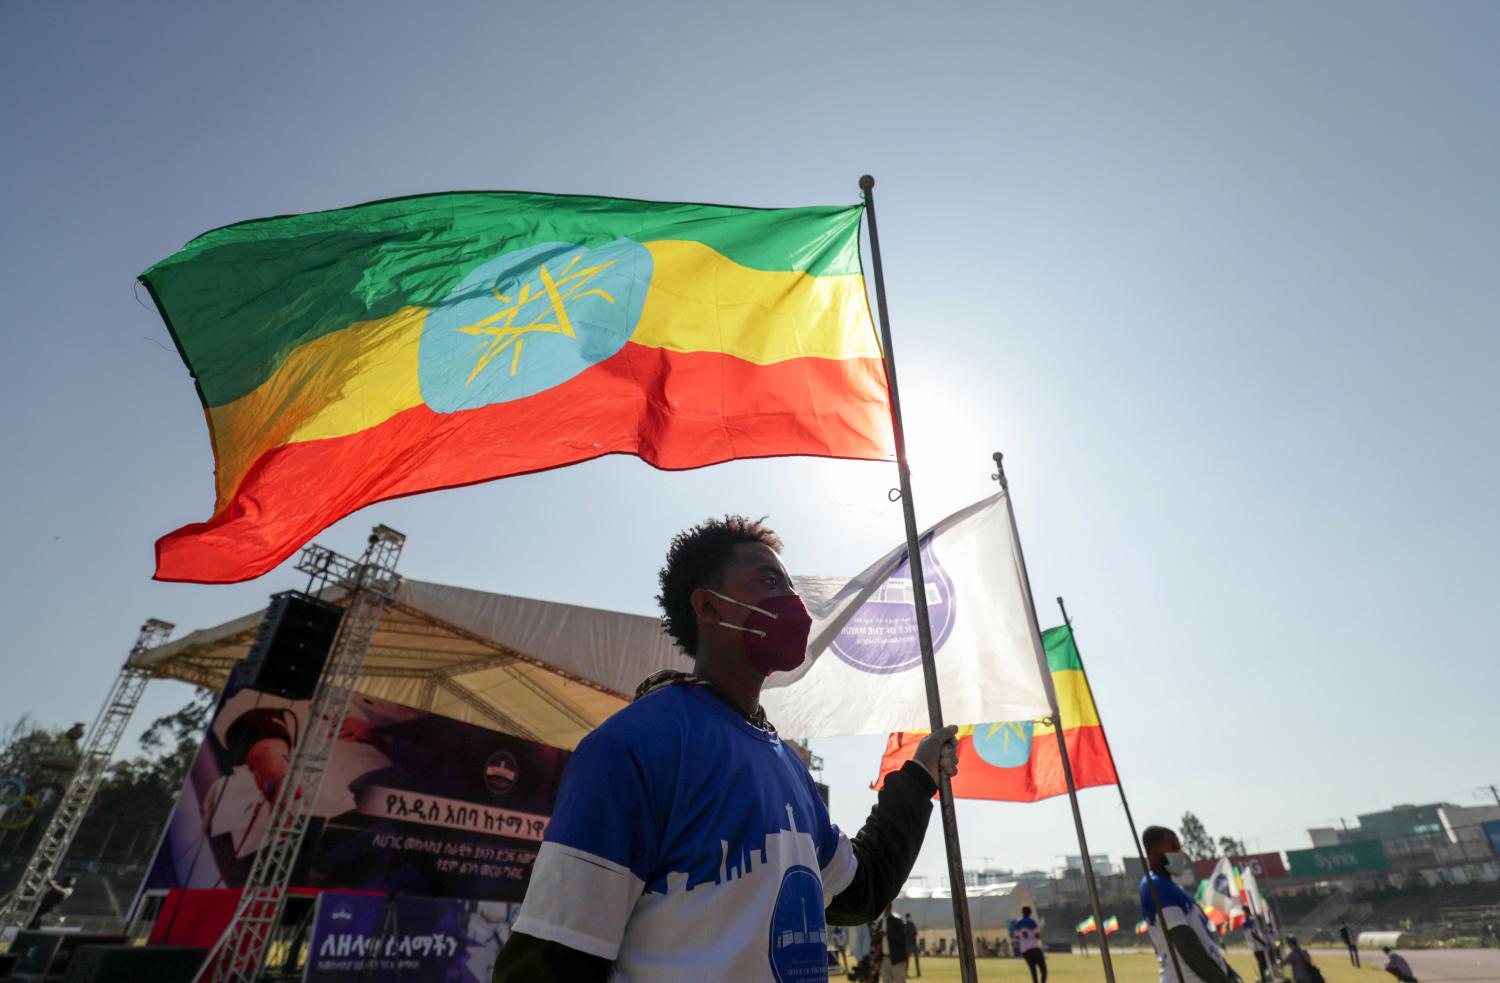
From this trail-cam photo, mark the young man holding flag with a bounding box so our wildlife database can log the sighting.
[495,517,958,982]
[1140,826,1242,983]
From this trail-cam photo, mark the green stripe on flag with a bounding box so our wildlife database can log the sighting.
[141,192,865,406]
[1042,624,1083,673]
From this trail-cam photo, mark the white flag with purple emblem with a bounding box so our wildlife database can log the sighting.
[760,493,1053,739]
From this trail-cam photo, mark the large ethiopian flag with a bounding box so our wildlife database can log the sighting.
[875,624,1117,801]
[142,191,893,583]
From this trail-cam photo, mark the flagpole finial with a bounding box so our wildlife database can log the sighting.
[991,451,1008,490]
[859,175,875,192]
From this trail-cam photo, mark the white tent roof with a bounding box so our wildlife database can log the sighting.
[897,882,1034,933]
[132,578,694,750]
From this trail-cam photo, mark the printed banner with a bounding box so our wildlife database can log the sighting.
[144,683,569,900]
[1192,852,1288,880]
[303,891,519,982]
[1285,840,1389,878]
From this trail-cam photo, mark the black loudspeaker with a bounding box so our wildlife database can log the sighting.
[237,591,344,699]
[63,945,206,983]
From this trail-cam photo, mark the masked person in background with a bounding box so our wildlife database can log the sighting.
[1139,825,1242,983]
[495,516,959,983]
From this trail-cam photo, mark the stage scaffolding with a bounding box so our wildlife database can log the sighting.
[200,525,405,982]
[0,619,174,931]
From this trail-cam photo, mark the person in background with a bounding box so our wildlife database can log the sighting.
[1244,911,1269,982]
[1285,937,1321,983]
[881,903,909,983]
[1382,946,1417,983]
[1339,922,1360,967]
[1263,907,1282,965]
[1139,825,1241,983]
[1014,905,1047,983]
[853,921,872,973]
[831,925,849,972]
[903,913,920,978]
[865,915,886,983]
[24,875,75,930]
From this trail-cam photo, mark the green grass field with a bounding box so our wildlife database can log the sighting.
[883,948,1381,983]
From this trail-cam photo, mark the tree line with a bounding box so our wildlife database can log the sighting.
[0,689,212,893]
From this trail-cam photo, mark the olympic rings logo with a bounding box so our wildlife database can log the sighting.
[0,777,41,830]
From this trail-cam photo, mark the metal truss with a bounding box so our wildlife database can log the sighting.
[0,619,175,930]
[199,526,404,982]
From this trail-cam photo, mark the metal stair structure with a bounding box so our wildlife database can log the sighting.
[0,619,175,931]
[197,525,404,982]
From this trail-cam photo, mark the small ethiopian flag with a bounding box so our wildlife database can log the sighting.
[875,624,1118,800]
[1076,916,1097,935]
[1134,919,1150,935]
[142,191,893,582]
[1103,916,1120,935]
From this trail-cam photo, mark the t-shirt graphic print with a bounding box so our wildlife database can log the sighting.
[514,684,856,982]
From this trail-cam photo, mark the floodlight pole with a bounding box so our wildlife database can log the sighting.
[0,620,174,932]
[860,174,979,983]
[198,525,404,983]
[991,453,1117,983]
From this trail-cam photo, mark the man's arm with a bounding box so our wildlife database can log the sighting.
[1166,925,1236,983]
[824,728,955,926]
[824,760,937,925]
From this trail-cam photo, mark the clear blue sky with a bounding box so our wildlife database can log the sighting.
[3,1,1497,882]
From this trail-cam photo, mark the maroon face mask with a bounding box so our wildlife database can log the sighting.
[706,590,813,675]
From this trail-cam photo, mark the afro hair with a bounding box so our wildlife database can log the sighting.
[656,515,783,657]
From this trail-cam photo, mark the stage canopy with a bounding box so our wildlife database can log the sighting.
[131,579,694,750]
[898,882,1035,933]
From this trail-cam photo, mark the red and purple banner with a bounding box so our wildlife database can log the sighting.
[142,683,569,902]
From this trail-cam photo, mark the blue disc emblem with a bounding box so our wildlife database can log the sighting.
[419,239,652,413]
[829,533,956,674]
[768,865,829,982]
[972,720,1034,768]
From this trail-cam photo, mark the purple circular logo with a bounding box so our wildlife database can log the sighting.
[829,534,956,674]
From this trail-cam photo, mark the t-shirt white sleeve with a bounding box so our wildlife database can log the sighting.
[820,828,857,899]
[513,841,646,959]
[804,760,856,899]
[512,729,659,960]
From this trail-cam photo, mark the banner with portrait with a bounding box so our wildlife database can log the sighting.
[143,682,569,901]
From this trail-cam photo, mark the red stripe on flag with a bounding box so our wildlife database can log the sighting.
[876,725,1117,802]
[157,345,893,583]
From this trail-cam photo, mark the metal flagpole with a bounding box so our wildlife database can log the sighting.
[990,452,1118,983]
[1055,596,1190,983]
[859,175,979,983]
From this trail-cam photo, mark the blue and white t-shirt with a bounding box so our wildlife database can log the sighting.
[1013,916,1041,952]
[1139,873,1228,983]
[514,684,857,982]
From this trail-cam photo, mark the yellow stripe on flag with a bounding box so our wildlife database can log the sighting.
[207,307,425,507]
[204,241,879,509]
[633,240,880,363]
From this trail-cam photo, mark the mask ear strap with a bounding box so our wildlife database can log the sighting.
[704,589,776,619]
[716,622,768,639]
